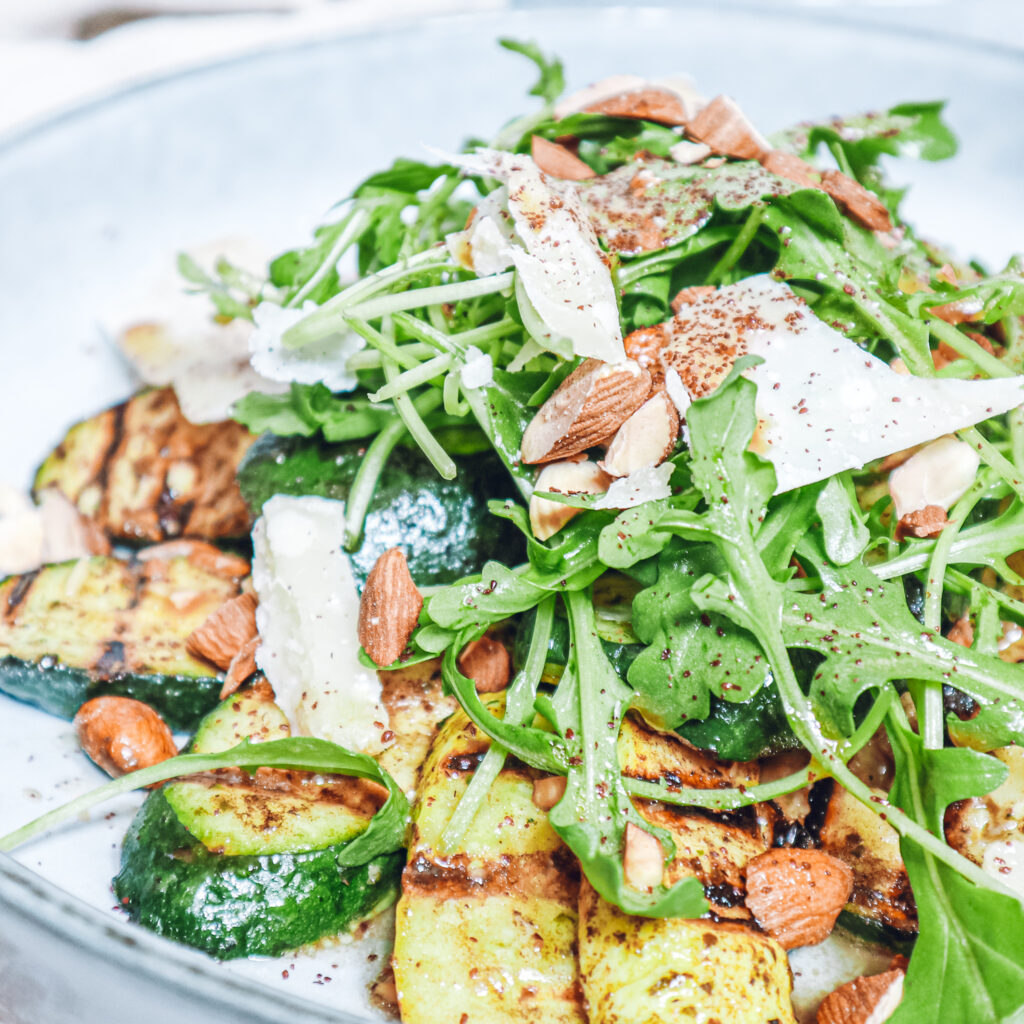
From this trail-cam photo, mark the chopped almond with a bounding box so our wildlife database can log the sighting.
[930,299,983,325]
[529,459,611,540]
[623,821,664,890]
[583,86,690,126]
[532,775,568,811]
[745,848,853,949]
[599,391,679,478]
[457,635,512,693]
[530,135,596,180]
[220,634,261,699]
[623,324,668,370]
[520,358,652,465]
[816,967,905,1024]
[947,616,974,649]
[761,149,820,188]
[687,94,770,161]
[358,547,423,668]
[187,592,258,670]
[819,170,893,232]
[670,285,716,314]
[669,139,711,165]
[894,504,948,542]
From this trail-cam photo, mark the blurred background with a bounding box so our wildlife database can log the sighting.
[2,0,1022,136]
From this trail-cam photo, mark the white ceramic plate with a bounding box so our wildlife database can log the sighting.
[1,5,1022,1023]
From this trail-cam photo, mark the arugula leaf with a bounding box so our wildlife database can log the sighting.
[177,251,258,320]
[0,737,409,867]
[232,383,396,441]
[498,38,565,105]
[887,716,1024,1024]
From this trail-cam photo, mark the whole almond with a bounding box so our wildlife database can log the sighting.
[74,696,177,780]
[819,170,893,232]
[457,635,512,693]
[599,391,679,478]
[187,591,258,670]
[358,547,423,668]
[687,94,770,161]
[584,86,690,126]
[817,967,905,1024]
[531,136,595,180]
[520,358,652,465]
[746,848,853,949]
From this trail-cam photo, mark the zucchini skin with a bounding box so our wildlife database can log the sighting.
[114,788,403,959]
[0,657,221,732]
[237,434,524,586]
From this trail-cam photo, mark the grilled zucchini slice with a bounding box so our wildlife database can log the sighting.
[114,684,402,959]
[393,700,586,1024]
[236,433,524,587]
[0,548,245,729]
[578,879,795,1024]
[34,387,254,543]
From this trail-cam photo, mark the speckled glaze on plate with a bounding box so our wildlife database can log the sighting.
[1,4,1022,1022]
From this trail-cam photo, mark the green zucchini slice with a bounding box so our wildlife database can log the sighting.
[114,686,402,959]
[0,551,245,729]
[236,433,524,587]
[34,387,255,543]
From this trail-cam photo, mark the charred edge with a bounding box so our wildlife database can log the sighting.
[4,569,40,619]
[156,491,193,539]
[705,882,746,909]
[94,400,128,516]
[402,847,580,901]
[440,751,538,779]
[773,778,832,849]
[656,800,760,832]
[94,640,127,677]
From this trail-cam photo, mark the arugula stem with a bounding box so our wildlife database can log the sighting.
[345,315,430,371]
[369,354,453,402]
[1003,313,1024,373]
[381,358,456,479]
[439,597,555,853]
[346,273,514,322]
[929,318,1015,379]
[705,206,767,284]
[827,140,855,177]
[346,341,434,371]
[958,425,1024,503]
[285,207,370,308]
[342,393,440,551]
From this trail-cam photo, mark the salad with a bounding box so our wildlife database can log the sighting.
[3,38,1024,1024]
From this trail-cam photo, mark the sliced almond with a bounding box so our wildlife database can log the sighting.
[669,139,712,165]
[816,967,905,1024]
[687,94,770,161]
[457,635,512,693]
[623,821,664,890]
[819,170,893,232]
[530,135,595,180]
[532,775,568,811]
[187,592,258,670]
[583,86,690,126]
[745,848,853,949]
[520,358,652,465]
[929,299,984,326]
[894,504,948,542]
[358,547,423,668]
[670,285,717,314]
[529,459,612,540]
[599,391,679,478]
[220,634,262,699]
[888,436,979,520]
[761,149,820,188]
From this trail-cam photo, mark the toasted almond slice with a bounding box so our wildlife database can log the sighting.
[187,592,258,670]
[532,775,568,811]
[458,635,512,693]
[670,285,717,314]
[623,324,668,370]
[816,967,905,1024]
[888,436,979,520]
[819,170,893,232]
[669,139,712,165]
[358,547,423,668]
[929,299,984,325]
[745,848,853,949]
[599,391,679,478]
[761,149,820,188]
[529,459,612,540]
[623,821,664,890]
[583,86,690,126]
[520,358,652,464]
[220,634,262,699]
[687,94,770,160]
[530,135,596,180]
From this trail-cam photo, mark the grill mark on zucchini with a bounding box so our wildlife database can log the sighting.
[4,570,39,618]
[93,400,126,511]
